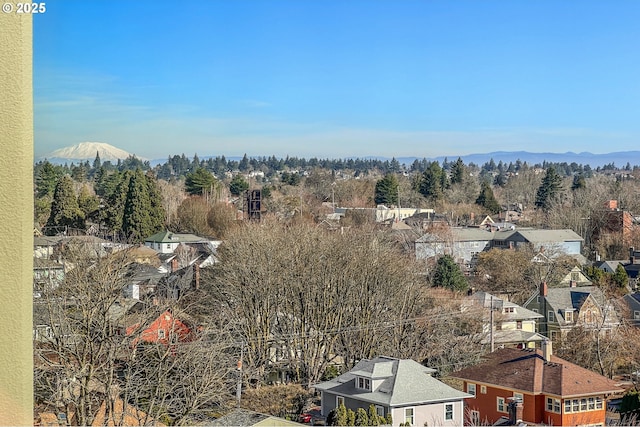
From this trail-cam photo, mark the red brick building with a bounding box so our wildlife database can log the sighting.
[450,342,622,426]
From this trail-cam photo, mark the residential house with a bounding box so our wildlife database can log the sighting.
[415,227,585,272]
[622,293,640,327]
[314,356,471,427]
[33,258,65,295]
[624,247,640,289]
[126,309,194,346]
[415,227,493,270]
[523,277,620,340]
[450,342,623,426]
[465,291,545,349]
[144,230,212,254]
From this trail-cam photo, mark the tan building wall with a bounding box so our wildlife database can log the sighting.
[0,3,34,425]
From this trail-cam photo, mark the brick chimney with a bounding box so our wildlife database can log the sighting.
[508,398,524,424]
[542,339,552,362]
[540,282,548,297]
[171,258,179,272]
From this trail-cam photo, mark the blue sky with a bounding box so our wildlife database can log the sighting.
[35,1,640,160]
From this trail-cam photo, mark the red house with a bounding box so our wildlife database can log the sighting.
[450,342,622,426]
[126,309,193,346]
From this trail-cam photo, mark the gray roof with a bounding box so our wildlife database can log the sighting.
[145,230,208,243]
[513,229,583,243]
[208,409,304,426]
[416,227,494,243]
[468,291,543,321]
[480,329,547,345]
[314,356,471,407]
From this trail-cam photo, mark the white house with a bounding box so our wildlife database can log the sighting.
[314,356,471,427]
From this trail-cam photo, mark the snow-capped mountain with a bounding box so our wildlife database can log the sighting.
[40,142,142,164]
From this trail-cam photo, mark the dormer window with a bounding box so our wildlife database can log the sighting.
[564,311,574,322]
[503,307,515,314]
[357,377,371,391]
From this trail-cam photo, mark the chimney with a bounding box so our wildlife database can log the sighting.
[540,282,548,297]
[171,258,178,272]
[508,398,524,425]
[193,263,200,290]
[542,339,552,362]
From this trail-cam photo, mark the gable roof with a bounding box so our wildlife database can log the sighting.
[145,230,208,244]
[209,409,303,426]
[467,291,543,321]
[314,356,470,407]
[450,347,622,397]
[544,285,603,315]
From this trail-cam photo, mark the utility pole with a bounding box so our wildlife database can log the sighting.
[236,341,244,407]
[490,295,495,352]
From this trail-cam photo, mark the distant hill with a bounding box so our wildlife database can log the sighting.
[395,151,640,168]
[39,142,142,164]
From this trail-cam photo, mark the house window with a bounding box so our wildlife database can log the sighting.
[571,271,580,282]
[548,310,554,321]
[467,383,476,396]
[497,397,506,413]
[480,385,487,394]
[504,307,515,314]
[532,308,538,313]
[166,244,171,249]
[404,407,414,425]
[595,396,603,409]
[470,410,480,425]
[357,377,370,390]
[375,406,384,418]
[588,397,595,410]
[581,398,588,411]
[445,403,454,421]
[550,331,557,340]
[545,398,561,413]
[336,396,345,408]
[516,321,523,329]
[565,400,571,413]
[634,310,640,320]
[157,329,166,339]
[573,399,580,412]
[513,392,523,403]
[565,311,573,322]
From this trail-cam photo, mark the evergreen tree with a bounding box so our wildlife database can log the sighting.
[417,162,446,202]
[122,170,155,242]
[77,185,101,223]
[355,407,369,426]
[346,408,356,426]
[613,264,629,289]
[374,173,399,205]
[475,181,501,214]
[229,174,249,196]
[185,168,216,196]
[336,403,348,426]
[238,153,250,172]
[145,171,167,232]
[368,405,380,426]
[46,175,85,233]
[92,151,101,171]
[571,173,586,191]
[433,255,468,292]
[35,160,62,198]
[450,157,465,184]
[102,171,131,233]
[535,167,563,210]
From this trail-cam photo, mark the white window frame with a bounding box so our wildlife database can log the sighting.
[157,329,166,339]
[548,310,554,321]
[554,398,561,413]
[444,403,454,421]
[470,410,480,425]
[595,396,603,409]
[336,395,345,408]
[497,397,506,413]
[375,405,384,418]
[565,311,574,322]
[546,397,554,411]
[467,383,476,396]
[480,385,487,394]
[404,407,414,425]
[634,310,640,320]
